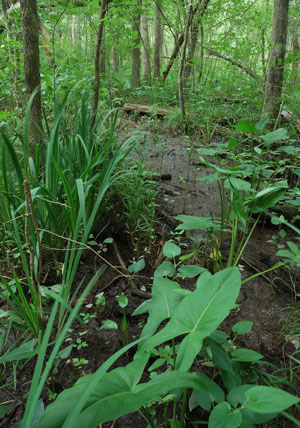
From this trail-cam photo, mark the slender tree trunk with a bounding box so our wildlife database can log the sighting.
[261,29,266,83]
[185,12,201,83]
[197,19,204,83]
[162,0,210,83]
[131,4,141,87]
[20,0,43,157]
[178,1,193,120]
[72,14,76,43]
[112,40,119,70]
[262,0,289,120]
[100,26,106,74]
[141,13,151,82]
[291,16,300,85]
[91,0,108,124]
[153,0,163,78]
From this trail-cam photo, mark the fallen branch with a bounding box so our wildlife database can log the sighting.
[202,45,261,80]
[122,103,174,117]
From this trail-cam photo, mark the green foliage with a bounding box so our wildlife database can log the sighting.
[20,253,299,428]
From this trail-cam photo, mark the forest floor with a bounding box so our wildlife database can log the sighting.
[1,115,299,427]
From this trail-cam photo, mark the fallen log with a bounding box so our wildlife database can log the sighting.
[122,103,174,117]
[280,109,300,133]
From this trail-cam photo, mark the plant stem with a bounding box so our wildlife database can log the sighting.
[233,213,261,267]
[179,387,188,428]
[139,407,156,428]
[241,262,286,285]
[227,216,238,268]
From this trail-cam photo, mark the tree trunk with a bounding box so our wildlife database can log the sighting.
[197,19,204,83]
[185,13,201,83]
[262,0,289,121]
[141,13,151,82]
[261,29,266,83]
[162,0,210,83]
[91,0,108,124]
[20,0,43,158]
[291,16,300,85]
[131,4,141,87]
[178,1,193,120]
[99,26,106,74]
[153,0,163,78]
[112,40,119,70]
[71,14,76,43]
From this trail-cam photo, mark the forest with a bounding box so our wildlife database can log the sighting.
[0,0,300,427]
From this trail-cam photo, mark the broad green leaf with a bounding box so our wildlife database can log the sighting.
[232,321,253,335]
[0,339,38,363]
[103,238,113,244]
[208,402,242,428]
[189,373,225,411]
[154,261,175,278]
[117,295,128,308]
[244,386,300,414]
[227,385,278,424]
[163,241,181,258]
[231,349,263,362]
[34,356,207,428]
[232,188,248,225]
[128,258,145,273]
[262,128,287,147]
[177,265,207,278]
[131,299,151,316]
[148,358,165,371]
[57,345,73,360]
[208,339,234,373]
[141,268,241,371]
[176,215,220,231]
[237,119,258,133]
[209,330,230,343]
[228,137,238,148]
[229,177,251,191]
[99,320,118,331]
[197,172,219,183]
[227,384,255,407]
[140,277,185,339]
[250,182,287,213]
[0,405,10,418]
[0,110,7,121]
[255,117,269,132]
[76,371,207,428]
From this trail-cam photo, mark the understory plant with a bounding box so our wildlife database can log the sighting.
[177,118,300,278]
[0,89,148,338]
[20,241,300,428]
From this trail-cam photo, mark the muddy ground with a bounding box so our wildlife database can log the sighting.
[1,117,299,427]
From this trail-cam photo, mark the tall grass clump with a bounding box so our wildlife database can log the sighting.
[0,88,145,340]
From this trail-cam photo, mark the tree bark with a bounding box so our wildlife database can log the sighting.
[178,1,193,120]
[162,0,210,83]
[291,16,300,85]
[131,4,141,87]
[141,13,151,81]
[20,0,43,157]
[185,12,201,83]
[91,0,108,124]
[262,0,289,121]
[153,0,163,78]
[197,19,204,83]
[99,26,106,74]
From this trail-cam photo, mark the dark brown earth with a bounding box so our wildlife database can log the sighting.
[1,117,299,427]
